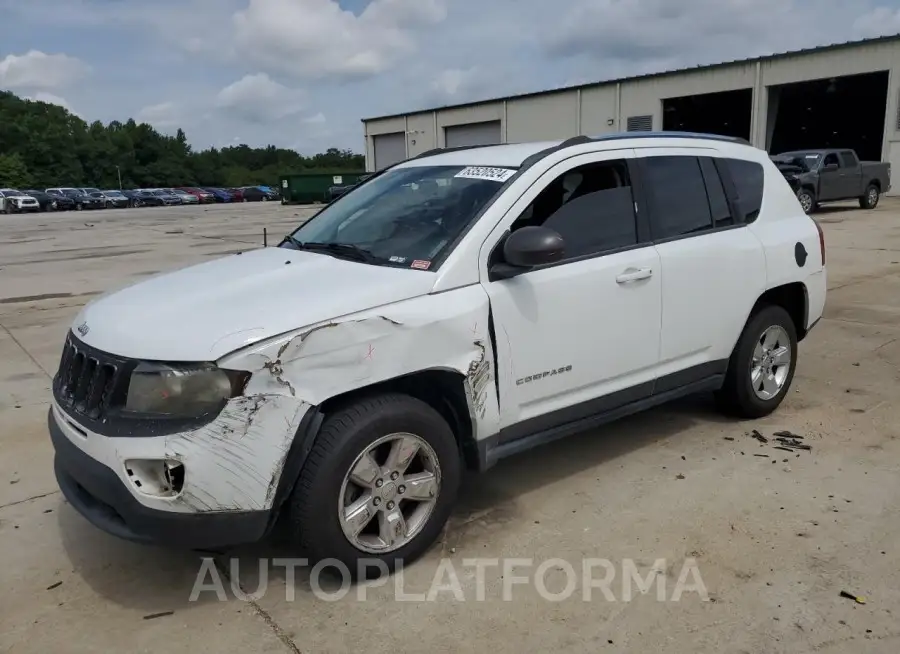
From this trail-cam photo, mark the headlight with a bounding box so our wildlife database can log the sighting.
[125,362,249,418]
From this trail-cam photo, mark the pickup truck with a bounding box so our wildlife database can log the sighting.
[771,148,890,214]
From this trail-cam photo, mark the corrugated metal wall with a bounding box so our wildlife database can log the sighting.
[363,39,900,194]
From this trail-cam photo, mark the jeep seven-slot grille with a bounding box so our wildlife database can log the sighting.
[54,334,128,421]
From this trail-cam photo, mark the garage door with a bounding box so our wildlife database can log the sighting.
[373,132,407,170]
[444,121,502,148]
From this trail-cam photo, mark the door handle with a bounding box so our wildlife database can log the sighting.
[616,267,653,284]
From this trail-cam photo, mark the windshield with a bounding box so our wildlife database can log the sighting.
[284,164,513,269]
[62,189,80,197]
[105,191,125,197]
[773,152,820,171]
[152,190,168,196]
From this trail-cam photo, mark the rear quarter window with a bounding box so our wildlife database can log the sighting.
[725,159,765,223]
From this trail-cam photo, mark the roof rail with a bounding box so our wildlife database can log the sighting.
[410,144,489,160]
[517,130,752,174]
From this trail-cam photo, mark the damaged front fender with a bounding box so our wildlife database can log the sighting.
[221,284,501,443]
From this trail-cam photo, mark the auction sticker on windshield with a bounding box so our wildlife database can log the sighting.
[454,166,516,183]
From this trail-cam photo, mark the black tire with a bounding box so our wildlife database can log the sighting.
[716,305,798,419]
[859,184,880,209]
[75,203,83,211]
[284,393,461,579]
[797,188,816,215]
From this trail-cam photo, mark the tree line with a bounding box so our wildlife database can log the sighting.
[0,90,364,190]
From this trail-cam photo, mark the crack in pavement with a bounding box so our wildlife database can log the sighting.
[0,490,60,510]
[214,557,302,654]
[0,321,51,379]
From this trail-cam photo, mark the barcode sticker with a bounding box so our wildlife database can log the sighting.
[454,166,516,183]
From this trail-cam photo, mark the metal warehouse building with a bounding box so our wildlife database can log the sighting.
[362,34,900,193]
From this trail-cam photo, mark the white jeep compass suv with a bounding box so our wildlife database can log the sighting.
[49,132,826,576]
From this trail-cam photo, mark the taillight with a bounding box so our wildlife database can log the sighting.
[814,219,825,265]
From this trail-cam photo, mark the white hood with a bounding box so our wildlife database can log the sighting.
[72,247,437,361]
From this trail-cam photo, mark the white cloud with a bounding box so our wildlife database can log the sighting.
[215,73,306,123]
[853,7,900,38]
[231,0,446,80]
[0,50,90,90]
[136,101,179,129]
[304,112,326,124]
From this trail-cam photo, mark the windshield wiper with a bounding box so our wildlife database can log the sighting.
[282,234,304,250]
[290,240,383,264]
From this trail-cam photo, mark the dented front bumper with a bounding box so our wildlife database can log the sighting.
[50,409,271,548]
[48,391,317,549]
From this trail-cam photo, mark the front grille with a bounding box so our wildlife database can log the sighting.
[54,334,131,421]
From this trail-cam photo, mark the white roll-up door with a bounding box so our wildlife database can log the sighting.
[444,121,502,148]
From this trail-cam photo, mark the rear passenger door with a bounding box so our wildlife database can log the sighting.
[838,150,863,197]
[634,149,766,385]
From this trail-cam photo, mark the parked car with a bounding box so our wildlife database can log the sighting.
[48,133,826,575]
[326,174,372,203]
[227,187,245,202]
[167,188,200,204]
[47,188,105,210]
[179,187,216,203]
[132,190,166,207]
[24,189,73,211]
[201,187,234,202]
[80,187,102,196]
[239,186,278,202]
[771,148,891,214]
[147,189,183,205]
[120,190,143,207]
[96,191,130,208]
[0,189,40,213]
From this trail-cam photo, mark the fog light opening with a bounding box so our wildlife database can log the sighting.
[124,459,185,498]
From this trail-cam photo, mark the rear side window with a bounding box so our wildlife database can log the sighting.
[725,159,764,223]
[839,151,858,168]
[699,158,732,227]
[642,156,713,239]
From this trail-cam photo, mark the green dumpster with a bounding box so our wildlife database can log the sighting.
[279,171,367,205]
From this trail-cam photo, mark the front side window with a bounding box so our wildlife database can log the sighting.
[509,159,638,259]
[823,153,840,168]
[643,156,714,239]
[284,165,511,268]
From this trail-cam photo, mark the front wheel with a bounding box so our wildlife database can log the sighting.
[716,305,798,419]
[797,188,816,215]
[284,393,461,579]
[859,184,880,209]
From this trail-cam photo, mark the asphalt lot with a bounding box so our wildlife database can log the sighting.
[2,199,900,653]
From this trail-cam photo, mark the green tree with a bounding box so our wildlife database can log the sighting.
[0,90,365,189]
[0,152,31,188]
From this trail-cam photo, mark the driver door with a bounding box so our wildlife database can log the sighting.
[480,149,662,441]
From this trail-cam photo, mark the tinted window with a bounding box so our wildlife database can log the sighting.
[823,153,840,168]
[839,151,858,168]
[725,159,764,223]
[700,158,732,227]
[643,156,713,238]
[510,160,637,259]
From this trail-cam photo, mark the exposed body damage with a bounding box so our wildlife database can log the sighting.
[222,283,501,444]
[51,393,310,513]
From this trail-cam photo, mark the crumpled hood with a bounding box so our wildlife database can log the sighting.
[72,247,437,361]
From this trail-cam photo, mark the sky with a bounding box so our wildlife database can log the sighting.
[2,0,900,155]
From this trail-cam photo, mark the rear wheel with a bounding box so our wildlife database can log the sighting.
[284,393,461,578]
[859,184,880,209]
[717,305,798,419]
[797,188,816,215]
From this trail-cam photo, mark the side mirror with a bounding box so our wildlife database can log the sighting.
[823,162,839,172]
[490,226,566,280]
